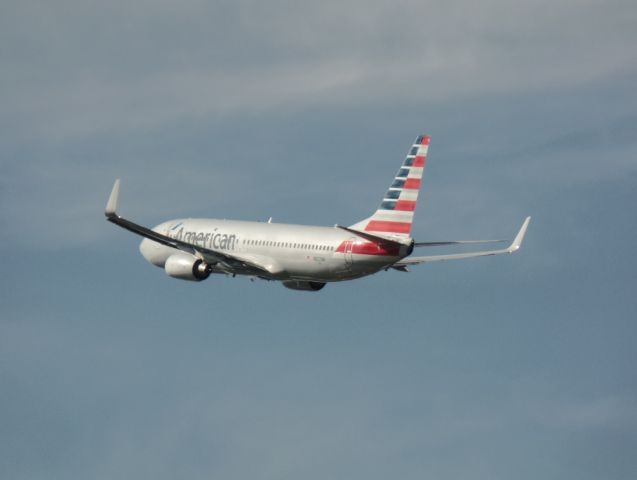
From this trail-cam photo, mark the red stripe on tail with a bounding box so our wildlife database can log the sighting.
[395,200,416,211]
[365,220,412,234]
[413,155,426,167]
[404,178,421,190]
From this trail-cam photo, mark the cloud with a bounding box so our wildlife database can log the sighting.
[2,0,635,142]
[1,0,635,252]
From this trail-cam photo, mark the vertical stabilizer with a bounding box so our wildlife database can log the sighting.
[350,135,430,238]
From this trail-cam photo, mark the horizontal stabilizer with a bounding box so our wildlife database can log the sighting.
[414,239,505,247]
[336,225,412,247]
[393,217,531,266]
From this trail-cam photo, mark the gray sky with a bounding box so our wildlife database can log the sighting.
[1,1,636,479]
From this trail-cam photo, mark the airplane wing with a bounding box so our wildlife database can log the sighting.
[392,217,530,267]
[105,180,274,277]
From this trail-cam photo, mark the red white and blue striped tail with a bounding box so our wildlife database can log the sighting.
[349,134,430,239]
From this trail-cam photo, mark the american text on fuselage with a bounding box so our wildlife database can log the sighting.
[139,219,411,287]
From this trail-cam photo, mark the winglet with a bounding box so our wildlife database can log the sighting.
[105,179,120,218]
[507,216,531,253]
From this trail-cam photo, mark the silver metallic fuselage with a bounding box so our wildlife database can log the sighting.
[140,218,411,282]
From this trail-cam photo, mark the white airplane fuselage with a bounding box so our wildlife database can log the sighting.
[140,218,412,282]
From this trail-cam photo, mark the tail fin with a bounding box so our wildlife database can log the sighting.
[350,134,430,238]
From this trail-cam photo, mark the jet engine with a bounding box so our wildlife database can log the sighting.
[164,254,210,281]
[282,281,326,291]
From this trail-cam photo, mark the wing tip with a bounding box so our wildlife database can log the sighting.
[508,216,531,253]
[105,179,120,218]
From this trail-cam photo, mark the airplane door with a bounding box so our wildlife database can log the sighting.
[344,238,355,268]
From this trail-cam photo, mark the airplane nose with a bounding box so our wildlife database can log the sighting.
[139,238,153,261]
[139,238,166,267]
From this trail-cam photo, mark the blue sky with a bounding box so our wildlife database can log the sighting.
[1,1,636,479]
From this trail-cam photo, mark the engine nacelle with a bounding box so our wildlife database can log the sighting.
[282,281,326,291]
[164,254,210,281]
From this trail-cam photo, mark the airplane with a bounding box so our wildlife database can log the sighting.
[105,134,530,291]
